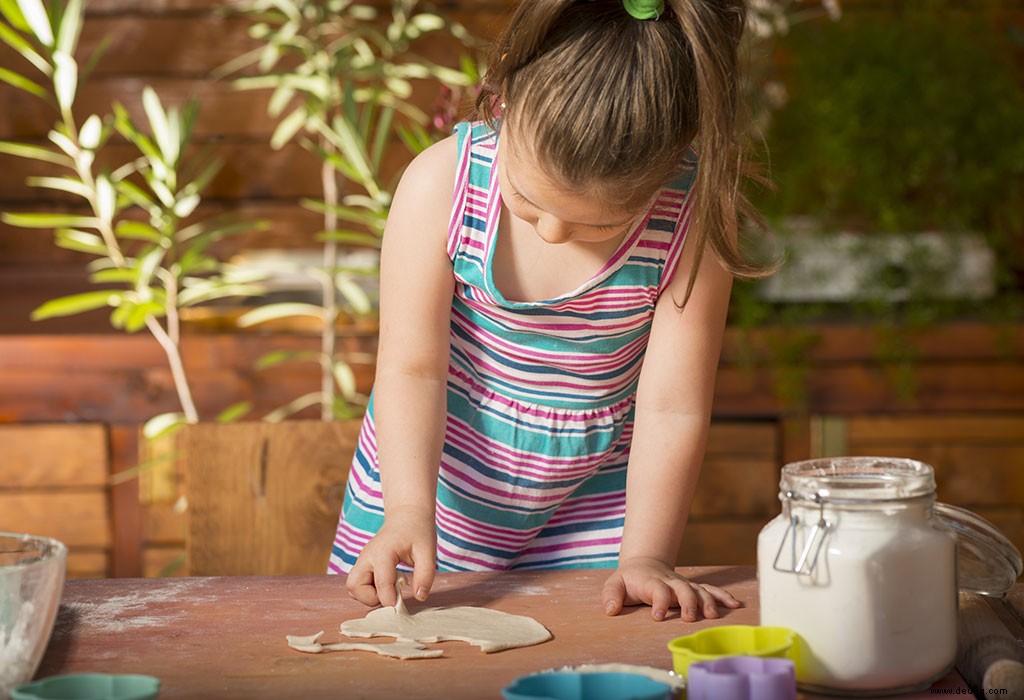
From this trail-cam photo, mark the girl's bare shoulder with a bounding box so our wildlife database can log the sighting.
[393,133,459,204]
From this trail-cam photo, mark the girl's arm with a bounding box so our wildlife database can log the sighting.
[601,227,741,622]
[345,135,458,608]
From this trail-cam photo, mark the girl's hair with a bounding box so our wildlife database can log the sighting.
[476,0,772,300]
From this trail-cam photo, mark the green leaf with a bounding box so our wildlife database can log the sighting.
[116,179,157,211]
[267,84,295,118]
[237,302,325,327]
[332,361,358,399]
[79,114,103,150]
[0,0,31,33]
[254,349,319,369]
[323,115,375,189]
[180,156,222,199]
[90,267,139,284]
[26,175,91,199]
[135,246,165,290]
[2,211,99,229]
[52,50,77,112]
[0,66,47,98]
[115,220,163,243]
[370,105,393,171]
[0,140,71,166]
[31,290,118,320]
[95,174,117,222]
[143,412,187,440]
[336,275,372,315]
[410,13,445,34]
[262,392,323,423]
[216,402,252,423]
[54,0,82,56]
[0,21,50,75]
[177,282,265,307]
[54,228,105,254]
[47,128,77,157]
[142,87,178,165]
[15,0,52,46]
[80,35,111,82]
[173,193,200,218]
[270,106,306,150]
[124,300,164,332]
[317,230,384,247]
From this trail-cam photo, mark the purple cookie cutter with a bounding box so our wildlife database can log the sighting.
[687,656,796,700]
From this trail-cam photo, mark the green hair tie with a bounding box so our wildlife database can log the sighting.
[622,0,664,20]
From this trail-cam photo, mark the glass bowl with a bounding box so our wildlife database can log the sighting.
[0,533,68,697]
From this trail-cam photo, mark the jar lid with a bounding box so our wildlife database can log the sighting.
[935,502,1023,596]
[780,457,936,503]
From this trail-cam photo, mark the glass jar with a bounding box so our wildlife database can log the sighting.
[757,457,957,695]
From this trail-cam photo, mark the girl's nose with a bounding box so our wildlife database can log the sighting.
[534,214,572,244]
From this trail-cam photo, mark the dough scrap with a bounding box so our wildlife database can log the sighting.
[286,631,443,660]
[339,582,553,654]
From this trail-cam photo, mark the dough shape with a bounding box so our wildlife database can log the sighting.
[286,631,443,660]
[339,582,553,654]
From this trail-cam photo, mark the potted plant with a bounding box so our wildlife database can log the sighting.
[209,0,479,422]
[0,0,480,575]
[176,0,481,575]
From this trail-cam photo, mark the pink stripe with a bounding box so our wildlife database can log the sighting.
[447,418,610,468]
[449,349,630,395]
[448,366,631,421]
[659,194,693,292]
[523,536,622,556]
[435,507,536,548]
[442,467,570,506]
[447,136,471,258]
[437,542,504,570]
[452,309,648,371]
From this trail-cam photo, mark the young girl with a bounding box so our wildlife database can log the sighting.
[328,0,767,622]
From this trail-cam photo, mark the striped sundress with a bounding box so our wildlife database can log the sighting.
[328,120,697,573]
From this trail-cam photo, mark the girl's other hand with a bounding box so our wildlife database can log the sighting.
[345,507,437,608]
[601,557,742,622]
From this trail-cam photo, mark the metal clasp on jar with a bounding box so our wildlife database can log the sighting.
[772,491,831,576]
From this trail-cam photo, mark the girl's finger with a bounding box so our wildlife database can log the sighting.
[667,578,702,622]
[374,565,399,608]
[702,582,743,608]
[693,583,720,619]
[411,544,436,601]
[600,572,627,616]
[346,563,381,607]
[649,580,675,622]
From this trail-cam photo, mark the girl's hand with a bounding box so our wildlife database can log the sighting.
[345,507,437,608]
[601,557,742,622]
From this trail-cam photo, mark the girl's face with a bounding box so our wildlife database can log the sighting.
[497,128,649,246]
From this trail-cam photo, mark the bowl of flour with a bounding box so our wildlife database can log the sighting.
[0,533,67,697]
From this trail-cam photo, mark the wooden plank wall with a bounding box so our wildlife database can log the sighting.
[0,424,111,577]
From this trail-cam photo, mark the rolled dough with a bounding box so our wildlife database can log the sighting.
[285,631,443,660]
[339,580,553,654]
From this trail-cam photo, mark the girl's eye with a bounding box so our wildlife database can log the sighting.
[511,190,533,207]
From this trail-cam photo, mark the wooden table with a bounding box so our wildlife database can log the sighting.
[38,567,978,699]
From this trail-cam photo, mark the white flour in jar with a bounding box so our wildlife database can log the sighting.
[758,503,957,693]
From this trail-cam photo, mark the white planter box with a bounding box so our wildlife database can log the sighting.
[756,229,996,303]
